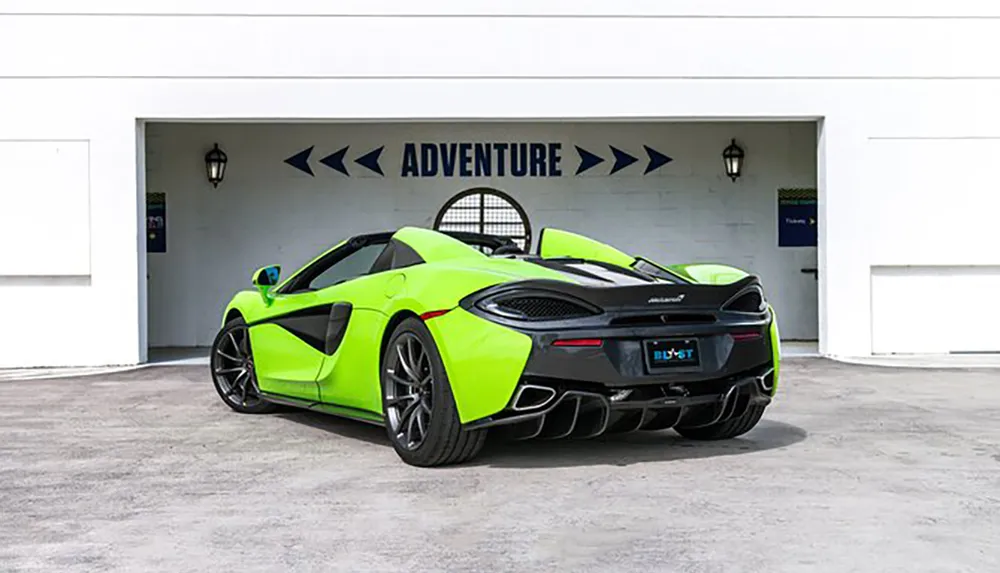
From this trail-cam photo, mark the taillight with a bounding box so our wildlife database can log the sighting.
[552,338,603,347]
[419,309,452,321]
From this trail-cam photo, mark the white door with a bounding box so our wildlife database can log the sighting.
[761,245,818,341]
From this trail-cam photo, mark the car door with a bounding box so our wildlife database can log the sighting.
[249,236,389,402]
[308,237,426,415]
[248,287,339,402]
[309,269,399,415]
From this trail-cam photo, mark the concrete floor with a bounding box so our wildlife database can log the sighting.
[1,359,998,573]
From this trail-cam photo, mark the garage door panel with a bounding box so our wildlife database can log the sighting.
[0,140,90,277]
[871,265,1000,354]
[866,139,1000,263]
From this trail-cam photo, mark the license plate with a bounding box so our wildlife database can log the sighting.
[645,338,700,369]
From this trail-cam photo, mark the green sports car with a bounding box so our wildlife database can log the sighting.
[211,226,781,466]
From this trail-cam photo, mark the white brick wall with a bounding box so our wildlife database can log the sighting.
[145,121,817,347]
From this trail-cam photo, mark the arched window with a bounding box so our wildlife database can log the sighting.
[433,188,532,252]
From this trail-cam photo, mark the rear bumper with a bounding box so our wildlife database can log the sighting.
[464,362,774,438]
[520,324,773,387]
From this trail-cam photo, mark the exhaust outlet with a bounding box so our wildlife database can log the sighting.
[511,384,557,411]
[756,368,775,393]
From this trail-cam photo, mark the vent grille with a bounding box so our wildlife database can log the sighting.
[493,296,597,320]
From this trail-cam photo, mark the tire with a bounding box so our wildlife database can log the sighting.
[674,403,766,441]
[380,317,487,467]
[210,317,277,415]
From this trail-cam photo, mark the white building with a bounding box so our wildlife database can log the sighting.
[1,1,999,368]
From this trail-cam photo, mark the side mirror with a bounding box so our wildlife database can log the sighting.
[251,265,281,305]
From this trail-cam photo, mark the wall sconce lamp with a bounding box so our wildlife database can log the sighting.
[205,143,228,188]
[722,139,744,182]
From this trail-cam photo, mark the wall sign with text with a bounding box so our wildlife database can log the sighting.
[147,192,166,253]
[777,187,817,247]
[283,142,674,178]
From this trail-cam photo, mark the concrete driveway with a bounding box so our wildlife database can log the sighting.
[1,359,998,572]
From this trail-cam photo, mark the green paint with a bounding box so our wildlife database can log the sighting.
[249,324,322,401]
[315,307,387,413]
[394,226,485,263]
[251,265,280,306]
[220,225,782,427]
[537,228,636,267]
[768,305,781,396]
[424,308,532,423]
[664,262,749,285]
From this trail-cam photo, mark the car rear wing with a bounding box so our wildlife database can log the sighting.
[464,275,767,320]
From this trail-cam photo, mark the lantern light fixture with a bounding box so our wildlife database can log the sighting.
[722,138,744,182]
[205,143,228,188]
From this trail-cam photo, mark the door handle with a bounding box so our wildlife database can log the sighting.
[801,267,818,279]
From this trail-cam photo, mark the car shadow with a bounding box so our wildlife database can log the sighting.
[273,409,391,447]
[276,409,807,468]
[470,419,808,469]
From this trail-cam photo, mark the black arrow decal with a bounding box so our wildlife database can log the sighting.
[609,146,638,175]
[575,146,605,175]
[320,146,350,176]
[284,146,315,176]
[643,145,673,174]
[355,146,385,176]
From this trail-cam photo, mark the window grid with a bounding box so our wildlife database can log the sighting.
[434,188,531,252]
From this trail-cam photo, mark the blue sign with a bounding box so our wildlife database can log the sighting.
[283,142,673,178]
[777,188,817,247]
[654,349,694,361]
[147,193,166,253]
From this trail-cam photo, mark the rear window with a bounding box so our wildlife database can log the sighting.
[533,258,678,285]
[631,259,687,283]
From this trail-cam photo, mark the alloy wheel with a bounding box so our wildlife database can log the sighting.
[384,332,434,450]
[212,325,263,408]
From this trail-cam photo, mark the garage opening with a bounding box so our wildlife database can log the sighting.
[141,121,820,363]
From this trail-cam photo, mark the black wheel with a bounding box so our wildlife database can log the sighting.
[210,317,277,414]
[673,403,766,440]
[381,317,486,467]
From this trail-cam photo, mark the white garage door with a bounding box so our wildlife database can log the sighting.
[872,266,1000,354]
[865,138,1000,355]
